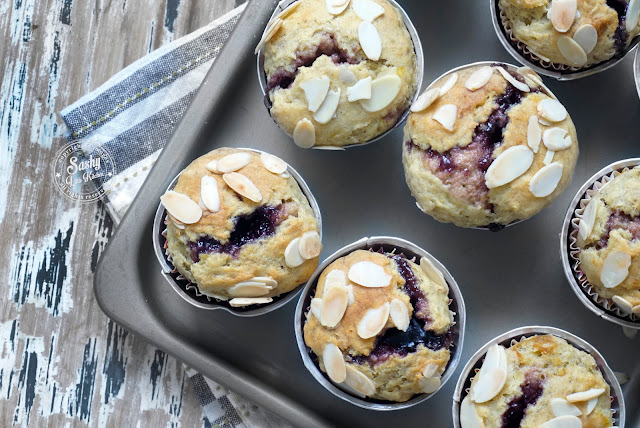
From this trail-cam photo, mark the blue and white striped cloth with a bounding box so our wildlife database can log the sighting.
[61,4,291,427]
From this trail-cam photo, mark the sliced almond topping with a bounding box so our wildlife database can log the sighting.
[293,118,316,149]
[557,35,588,67]
[612,295,634,315]
[229,297,272,307]
[460,396,484,428]
[284,237,305,268]
[353,0,385,21]
[313,88,341,124]
[601,251,632,288]
[348,261,392,288]
[326,0,350,15]
[422,362,439,378]
[439,73,459,96]
[222,172,262,202]
[360,74,401,112]
[310,297,322,319]
[481,344,508,373]
[538,99,568,122]
[347,285,355,305]
[217,152,252,173]
[338,65,358,84]
[585,397,598,415]
[578,199,598,240]
[432,104,457,131]
[298,231,322,259]
[410,88,440,113]
[325,269,347,291]
[627,0,640,31]
[544,150,556,165]
[357,302,390,339]
[485,146,534,189]
[358,21,382,60]
[260,152,288,174]
[529,162,563,198]
[254,18,283,54]
[201,176,220,212]
[573,24,598,54]
[465,66,494,91]
[228,281,271,297]
[566,388,605,403]
[160,191,203,224]
[543,127,572,151]
[420,257,448,290]
[539,117,554,127]
[419,375,441,394]
[345,365,376,396]
[251,277,277,288]
[321,284,349,328]
[495,66,530,92]
[389,299,410,331]
[205,160,219,173]
[272,1,301,22]
[168,214,186,229]
[471,367,507,403]
[300,76,331,113]
[323,343,346,383]
[550,0,577,32]
[347,76,372,102]
[551,398,582,417]
[539,415,582,428]
[527,116,542,153]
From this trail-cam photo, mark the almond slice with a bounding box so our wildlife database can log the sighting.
[539,117,554,127]
[357,302,390,339]
[347,285,355,305]
[222,172,262,202]
[325,269,347,291]
[550,0,577,32]
[228,281,271,297]
[544,150,556,165]
[310,297,322,319]
[313,88,341,124]
[439,73,459,96]
[358,21,382,60]
[612,295,634,315]
[419,375,441,394]
[410,88,440,113]
[284,237,305,268]
[527,116,542,153]
[272,1,301,22]
[300,76,331,113]
[485,146,534,189]
[200,176,220,212]
[432,104,457,131]
[627,0,640,31]
[254,18,283,54]
[323,343,346,383]
[529,162,563,198]
[543,128,572,151]
[160,191,203,224]
[471,367,507,403]
[389,299,410,331]
[601,251,631,288]
[557,35,588,67]
[229,297,272,307]
[217,152,252,173]
[360,74,401,112]
[422,362,439,378]
[345,365,376,396]
[578,199,598,240]
[353,0,385,21]
[481,344,508,374]
[460,396,484,428]
[566,388,605,403]
[539,415,582,428]
[538,99,568,122]
[298,231,322,259]
[419,257,448,290]
[465,66,493,91]
[573,24,597,54]
[326,0,350,15]
[551,398,582,417]
[338,65,358,84]
[348,261,392,288]
[293,118,316,148]
[321,284,349,328]
[250,277,277,288]
[585,397,598,415]
[168,214,186,229]
[260,152,288,174]
[347,76,372,102]
[205,160,220,173]
[495,67,530,92]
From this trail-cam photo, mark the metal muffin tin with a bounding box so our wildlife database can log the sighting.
[634,48,640,99]
[452,326,626,427]
[560,158,640,330]
[294,236,466,410]
[152,148,322,316]
[256,0,424,150]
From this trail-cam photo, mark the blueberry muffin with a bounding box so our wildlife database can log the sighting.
[403,64,579,229]
[160,148,321,306]
[259,0,418,148]
[577,167,640,316]
[499,0,640,68]
[460,335,614,428]
[303,249,455,402]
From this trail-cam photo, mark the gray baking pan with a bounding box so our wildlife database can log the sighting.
[95,0,640,426]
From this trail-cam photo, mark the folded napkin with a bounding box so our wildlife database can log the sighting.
[61,5,292,427]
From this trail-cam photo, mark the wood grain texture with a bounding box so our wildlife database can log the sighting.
[0,0,236,426]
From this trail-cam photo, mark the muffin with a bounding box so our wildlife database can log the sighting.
[403,63,579,229]
[460,335,614,428]
[258,0,419,148]
[498,0,640,69]
[576,167,640,317]
[302,248,456,402]
[160,148,321,307]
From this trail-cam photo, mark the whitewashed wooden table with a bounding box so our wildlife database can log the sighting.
[0,1,245,426]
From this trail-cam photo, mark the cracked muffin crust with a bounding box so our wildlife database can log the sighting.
[160,148,321,306]
[261,0,418,148]
[303,249,455,402]
[402,64,579,229]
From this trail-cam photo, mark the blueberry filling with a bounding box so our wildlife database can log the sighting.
[589,210,640,250]
[389,254,430,322]
[607,0,629,54]
[500,371,544,428]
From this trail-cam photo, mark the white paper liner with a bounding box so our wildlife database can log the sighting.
[568,164,640,323]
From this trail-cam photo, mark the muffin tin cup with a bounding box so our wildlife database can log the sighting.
[634,48,640,100]
[152,148,322,317]
[452,326,626,427]
[561,158,640,329]
[491,0,640,80]
[256,0,424,150]
[294,236,466,410]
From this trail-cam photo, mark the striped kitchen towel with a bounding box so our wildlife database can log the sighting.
[60,4,292,428]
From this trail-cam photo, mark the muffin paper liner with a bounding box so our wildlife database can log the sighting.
[568,164,640,324]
